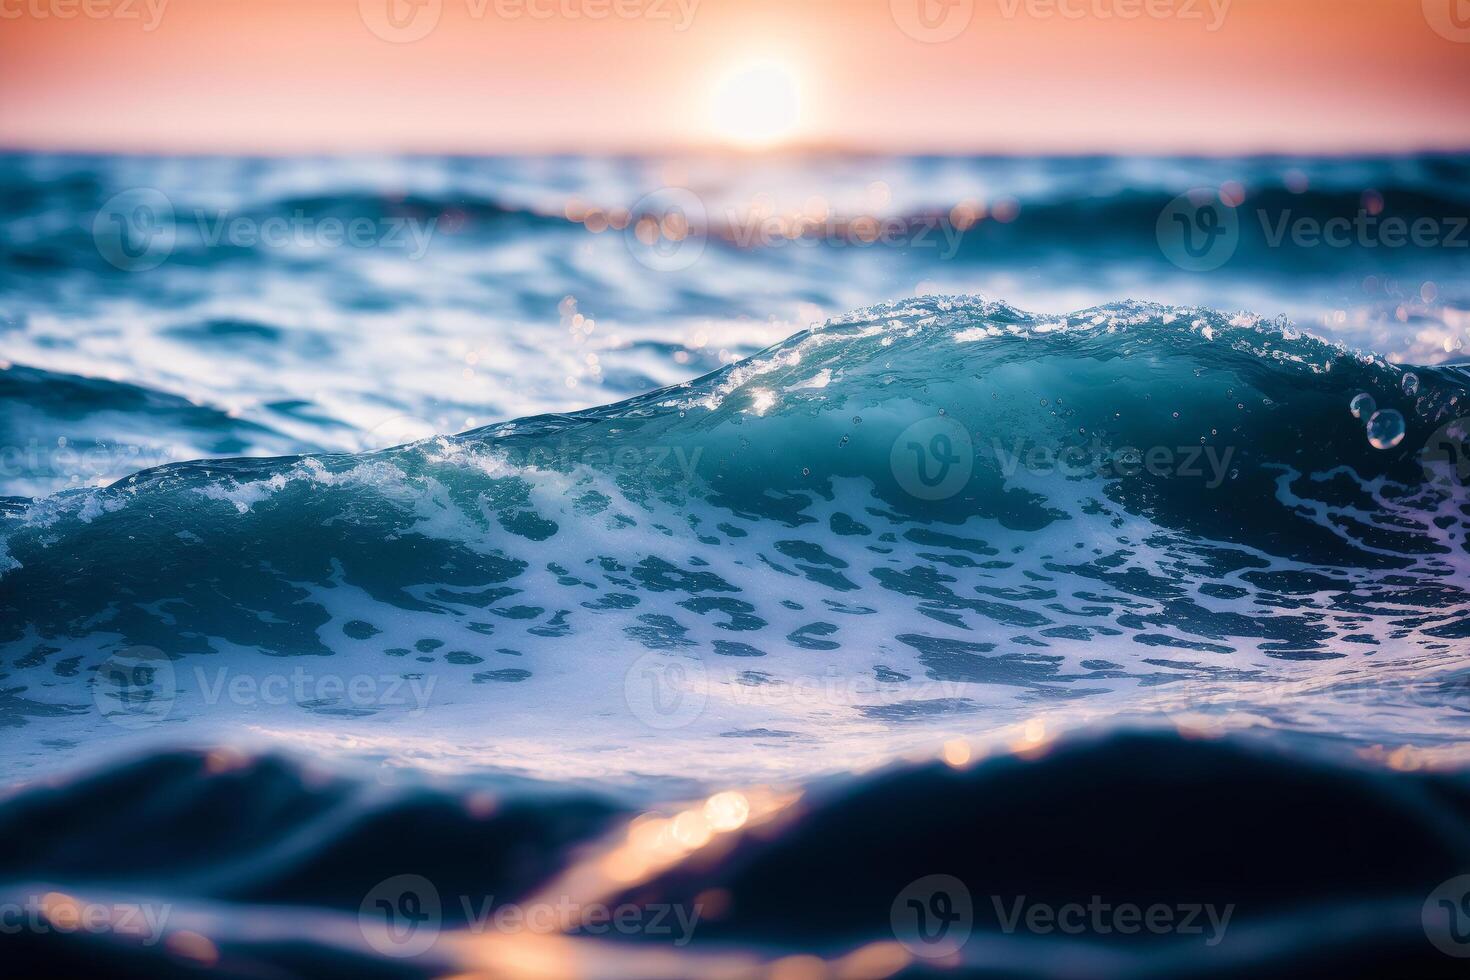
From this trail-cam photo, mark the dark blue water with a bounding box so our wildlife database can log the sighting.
[1,153,1468,976]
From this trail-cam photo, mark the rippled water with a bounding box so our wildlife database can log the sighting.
[1,153,1468,976]
[4,152,1467,498]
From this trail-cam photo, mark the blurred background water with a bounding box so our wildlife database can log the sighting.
[4,152,1467,496]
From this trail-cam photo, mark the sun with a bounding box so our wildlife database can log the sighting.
[708,61,802,149]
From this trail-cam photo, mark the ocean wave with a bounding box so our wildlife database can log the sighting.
[1,299,1466,781]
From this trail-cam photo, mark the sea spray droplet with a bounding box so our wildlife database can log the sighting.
[1350,392,1376,419]
[1366,409,1406,450]
[1402,372,1420,396]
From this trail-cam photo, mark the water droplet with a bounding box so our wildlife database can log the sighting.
[1349,392,1376,419]
[1401,372,1419,396]
[1365,409,1406,450]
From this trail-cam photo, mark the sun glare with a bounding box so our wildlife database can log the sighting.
[708,62,802,149]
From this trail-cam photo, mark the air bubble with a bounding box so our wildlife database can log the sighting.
[1349,392,1376,419]
[1401,372,1419,396]
[1365,408,1406,450]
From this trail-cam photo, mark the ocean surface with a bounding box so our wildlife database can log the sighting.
[1,152,1469,976]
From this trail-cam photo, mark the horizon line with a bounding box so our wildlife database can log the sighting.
[6,140,1470,160]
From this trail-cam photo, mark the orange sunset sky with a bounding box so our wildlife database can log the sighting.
[2,0,1469,154]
